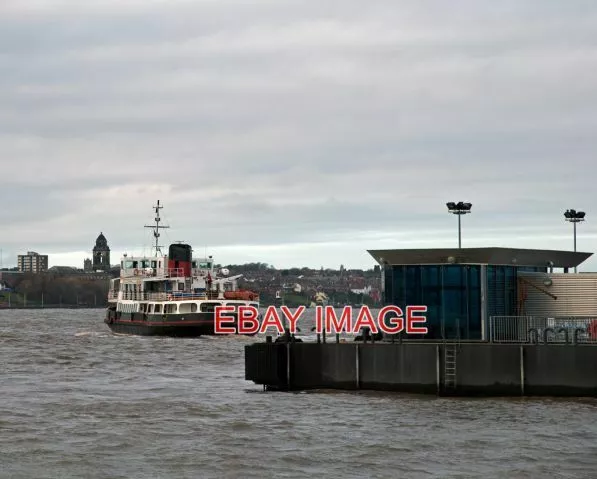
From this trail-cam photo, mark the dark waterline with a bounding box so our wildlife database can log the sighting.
[1,309,597,478]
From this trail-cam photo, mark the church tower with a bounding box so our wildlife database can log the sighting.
[92,232,111,271]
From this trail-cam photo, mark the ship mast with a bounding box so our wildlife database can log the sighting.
[144,200,169,257]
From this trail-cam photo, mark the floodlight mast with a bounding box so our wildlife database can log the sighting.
[564,209,586,273]
[446,202,472,249]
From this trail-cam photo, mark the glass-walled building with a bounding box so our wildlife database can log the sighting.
[368,247,591,340]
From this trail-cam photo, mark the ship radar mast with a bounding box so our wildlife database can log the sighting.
[144,200,170,256]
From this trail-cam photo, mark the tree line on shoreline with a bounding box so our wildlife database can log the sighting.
[0,262,380,308]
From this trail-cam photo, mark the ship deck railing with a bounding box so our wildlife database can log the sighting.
[120,268,188,279]
[107,291,242,302]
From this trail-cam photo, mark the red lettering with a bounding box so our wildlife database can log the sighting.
[406,305,428,334]
[259,306,285,334]
[324,306,352,333]
[377,306,404,334]
[352,306,378,334]
[315,306,323,333]
[238,305,260,334]
[214,305,236,334]
[280,305,305,334]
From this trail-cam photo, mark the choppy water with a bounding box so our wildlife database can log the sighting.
[2,309,597,478]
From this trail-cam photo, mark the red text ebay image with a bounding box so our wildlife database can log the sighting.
[214,305,428,335]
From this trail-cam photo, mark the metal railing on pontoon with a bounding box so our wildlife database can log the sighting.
[489,316,597,344]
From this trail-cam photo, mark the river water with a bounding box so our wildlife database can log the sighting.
[2,309,597,478]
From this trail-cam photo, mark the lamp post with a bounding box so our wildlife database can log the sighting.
[564,209,585,273]
[446,202,472,248]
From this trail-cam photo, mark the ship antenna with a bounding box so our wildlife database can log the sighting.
[144,200,169,256]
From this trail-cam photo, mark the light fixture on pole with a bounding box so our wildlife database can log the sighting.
[564,209,585,273]
[446,202,472,249]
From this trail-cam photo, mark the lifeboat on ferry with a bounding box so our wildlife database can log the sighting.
[223,290,259,301]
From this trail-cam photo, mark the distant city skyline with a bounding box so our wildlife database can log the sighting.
[2,220,595,271]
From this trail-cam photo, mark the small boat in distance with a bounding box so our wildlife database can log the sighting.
[104,200,260,336]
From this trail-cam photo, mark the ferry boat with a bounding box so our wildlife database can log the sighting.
[104,201,260,336]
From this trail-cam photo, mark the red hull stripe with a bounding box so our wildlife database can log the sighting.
[110,320,214,326]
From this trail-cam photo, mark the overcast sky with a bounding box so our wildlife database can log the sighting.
[1,0,596,270]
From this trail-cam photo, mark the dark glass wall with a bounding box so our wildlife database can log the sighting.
[384,264,548,340]
[486,265,546,317]
[383,267,393,305]
[385,264,481,339]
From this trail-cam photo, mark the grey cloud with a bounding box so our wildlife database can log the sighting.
[0,0,596,269]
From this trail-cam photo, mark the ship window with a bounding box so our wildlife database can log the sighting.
[192,261,197,268]
[179,302,194,314]
[200,302,221,312]
[132,261,138,268]
[151,261,157,268]
[178,283,185,291]
[141,260,149,268]
[125,261,134,269]
[165,304,177,314]
[154,304,162,313]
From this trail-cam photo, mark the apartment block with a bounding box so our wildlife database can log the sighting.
[17,251,49,273]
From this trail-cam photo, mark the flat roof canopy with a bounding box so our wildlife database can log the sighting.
[368,247,592,268]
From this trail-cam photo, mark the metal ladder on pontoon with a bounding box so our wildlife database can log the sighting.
[443,317,460,392]
[444,343,457,391]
